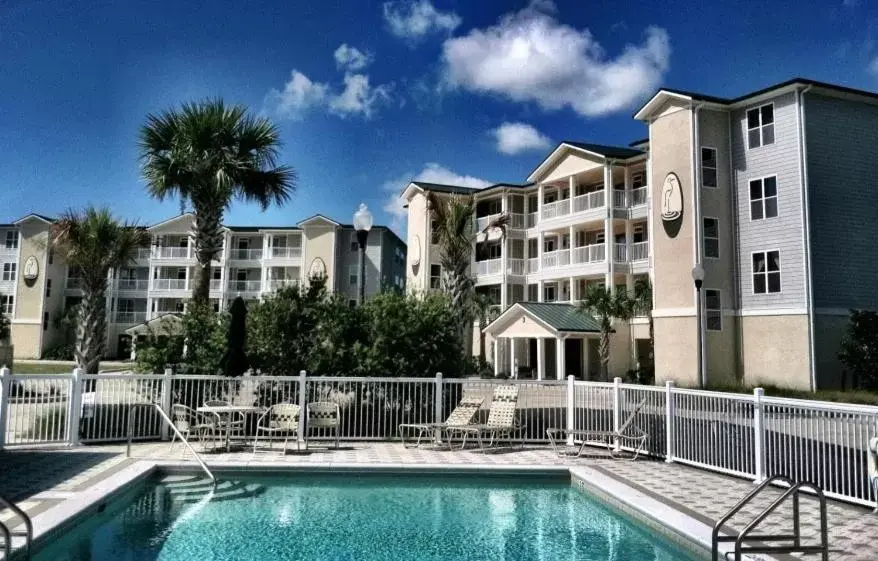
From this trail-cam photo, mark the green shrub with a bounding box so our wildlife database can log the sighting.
[838,309,878,391]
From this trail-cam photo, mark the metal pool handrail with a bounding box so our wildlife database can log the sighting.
[126,403,216,485]
[0,492,33,560]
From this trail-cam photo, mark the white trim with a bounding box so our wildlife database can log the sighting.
[797,85,817,392]
[652,307,696,318]
[750,249,782,295]
[745,102,776,150]
[146,212,198,231]
[738,308,807,317]
[700,146,718,189]
[702,216,720,260]
[483,303,560,337]
[297,214,341,227]
[747,175,779,221]
[633,90,695,121]
[11,318,41,325]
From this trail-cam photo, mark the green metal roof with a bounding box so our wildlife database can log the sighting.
[516,302,601,333]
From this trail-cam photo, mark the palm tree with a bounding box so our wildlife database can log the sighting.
[139,99,296,304]
[578,284,634,381]
[471,292,500,364]
[632,278,654,364]
[427,193,507,356]
[52,207,149,373]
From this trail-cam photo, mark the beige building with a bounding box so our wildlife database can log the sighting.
[402,78,878,391]
[0,212,406,359]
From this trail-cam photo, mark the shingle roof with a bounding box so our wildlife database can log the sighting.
[517,302,601,333]
[562,141,645,160]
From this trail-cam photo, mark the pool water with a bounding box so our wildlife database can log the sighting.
[35,473,699,560]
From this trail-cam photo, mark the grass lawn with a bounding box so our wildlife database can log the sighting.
[705,383,878,406]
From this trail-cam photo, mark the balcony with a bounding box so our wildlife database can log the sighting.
[526,213,537,228]
[115,311,146,324]
[630,241,649,261]
[474,259,501,276]
[229,248,263,261]
[542,249,570,269]
[133,247,152,260]
[631,187,648,206]
[155,247,189,259]
[117,279,148,291]
[614,243,628,262]
[541,200,571,221]
[209,279,222,291]
[66,278,82,290]
[572,244,605,264]
[508,258,525,276]
[269,247,301,259]
[574,191,605,213]
[527,258,539,273]
[228,279,262,293]
[267,279,297,291]
[153,278,187,291]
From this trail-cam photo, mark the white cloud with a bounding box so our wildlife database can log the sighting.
[492,122,552,155]
[334,43,373,71]
[329,73,392,118]
[441,1,671,117]
[383,0,461,40]
[264,70,329,120]
[381,163,492,233]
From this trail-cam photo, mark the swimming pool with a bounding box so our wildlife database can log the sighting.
[34,472,700,560]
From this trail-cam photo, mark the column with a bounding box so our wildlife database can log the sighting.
[568,175,575,214]
[537,184,544,221]
[624,166,632,209]
[493,338,500,377]
[556,336,566,380]
[500,281,508,309]
[536,338,545,380]
[604,163,614,290]
[583,337,590,380]
[509,338,517,379]
[537,230,545,279]
[569,276,575,303]
[568,224,575,266]
[538,280,545,303]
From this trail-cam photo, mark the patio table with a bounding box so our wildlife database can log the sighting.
[197,405,264,452]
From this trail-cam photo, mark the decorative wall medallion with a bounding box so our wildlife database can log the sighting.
[411,235,421,266]
[660,172,684,238]
[23,255,39,284]
[308,257,326,279]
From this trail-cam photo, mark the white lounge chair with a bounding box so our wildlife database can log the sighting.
[170,404,219,453]
[547,399,649,460]
[253,403,301,455]
[445,385,523,451]
[306,401,341,449]
[398,396,484,448]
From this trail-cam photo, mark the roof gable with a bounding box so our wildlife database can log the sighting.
[297,214,340,227]
[485,302,601,336]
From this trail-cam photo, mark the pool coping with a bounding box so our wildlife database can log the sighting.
[20,460,779,561]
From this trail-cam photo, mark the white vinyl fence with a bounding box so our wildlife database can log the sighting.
[0,368,876,508]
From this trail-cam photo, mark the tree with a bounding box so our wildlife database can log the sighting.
[632,278,654,362]
[838,309,878,390]
[139,99,296,304]
[578,284,634,381]
[427,192,507,357]
[0,312,9,342]
[221,297,250,377]
[471,292,499,365]
[181,302,229,375]
[51,207,149,373]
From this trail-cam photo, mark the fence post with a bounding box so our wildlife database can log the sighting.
[434,372,444,444]
[0,367,10,449]
[613,377,622,451]
[753,387,765,483]
[68,368,83,447]
[297,370,307,443]
[566,375,575,446]
[160,368,174,441]
[665,381,675,463]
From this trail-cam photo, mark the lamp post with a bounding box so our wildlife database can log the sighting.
[691,264,706,388]
[353,203,373,306]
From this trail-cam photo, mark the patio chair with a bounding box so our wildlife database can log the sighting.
[397,396,485,448]
[445,385,523,451]
[170,404,220,453]
[306,401,341,449]
[253,403,301,455]
[868,436,878,513]
[546,398,649,460]
[203,399,246,438]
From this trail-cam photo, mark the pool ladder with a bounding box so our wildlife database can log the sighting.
[711,475,828,561]
[0,493,33,560]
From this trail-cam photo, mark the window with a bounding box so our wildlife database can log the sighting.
[429,265,441,289]
[749,177,778,220]
[349,265,358,287]
[703,218,720,259]
[45,279,52,298]
[212,268,221,280]
[4,231,18,249]
[631,172,646,189]
[752,251,781,294]
[350,241,359,252]
[2,263,15,281]
[705,289,722,331]
[430,220,439,245]
[527,284,538,301]
[746,104,774,149]
[544,284,557,302]
[42,312,49,332]
[48,247,54,265]
[177,268,187,280]
[701,147,717,188]
[0,295,12,314]
[488,243,501,259]
[237,238,249,250]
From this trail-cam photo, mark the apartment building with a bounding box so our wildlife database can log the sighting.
[403,78,878,391]
[0,212,406,359]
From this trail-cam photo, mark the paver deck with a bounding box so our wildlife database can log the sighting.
[0,442,875,560]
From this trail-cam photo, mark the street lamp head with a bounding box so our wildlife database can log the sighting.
[353,203,373,233]
[691,263,705,289]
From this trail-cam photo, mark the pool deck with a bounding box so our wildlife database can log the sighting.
[0,441,875,560]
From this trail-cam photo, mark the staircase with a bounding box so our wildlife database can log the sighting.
[158,475,266,505]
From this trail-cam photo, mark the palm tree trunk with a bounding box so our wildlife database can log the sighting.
[478,318,486,363]
[647,311,655,362]
[191,202,224,304]
[442,269,474,359]
[75,279,108,374]
[599,322,611,381]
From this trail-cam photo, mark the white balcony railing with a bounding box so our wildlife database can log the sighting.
[507,258,525,276]
[630,241,649,261]
[229,248,263,261]
[572,244,605,264]
[474,259,502,276]
[475,213,501,232]
[526,212,537,228]
[613,190,627,208]
[66,278,82,289]
[631,187,648,206]
[527,258,539,273]
[114,311,146,324]
[155,247,189,259]
[508,213,525,230]
[209,279,222,291]
[573,191,605,213]
[228,279,262,292]
[133,248,152,260]
[614,243,627,262]
[541,200,571,221]
[267,279,297,291]
[269,247,302,259]
[153,278,187,291]
[117,279,148,291]
[541,249,570,269]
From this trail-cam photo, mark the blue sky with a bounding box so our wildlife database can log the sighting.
[2,0,877,234]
